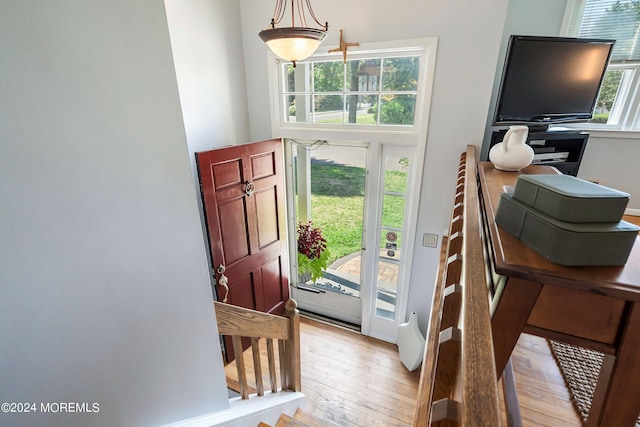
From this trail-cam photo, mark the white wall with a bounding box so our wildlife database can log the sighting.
[239,0,510,332]
[165,0,251,178]
[164,0,252,295]
[579,135,640,211]
[0,1,229,426]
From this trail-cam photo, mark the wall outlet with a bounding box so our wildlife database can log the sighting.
[423,233,438,248]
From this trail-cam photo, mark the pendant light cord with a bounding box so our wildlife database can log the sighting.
[266,0,327,30]
[269,0,286,28]
[295,0,306,28]
[304,0,328,30]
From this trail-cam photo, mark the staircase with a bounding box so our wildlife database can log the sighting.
[259,408,340,427]
[214,300,341,427]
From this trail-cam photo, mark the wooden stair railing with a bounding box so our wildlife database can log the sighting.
[214,298,301,400]
[414,145,501,426]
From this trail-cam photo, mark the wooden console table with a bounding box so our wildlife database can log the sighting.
[478,161,640,427]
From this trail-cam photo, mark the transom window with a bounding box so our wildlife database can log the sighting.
[564,0,640,130]
[282,56,420,126]
[267,39,437,145]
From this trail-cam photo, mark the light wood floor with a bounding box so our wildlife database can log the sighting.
[298,318,421,426]
[227,214,640,426]
[624,214,640,227]
[303,320,585,426]
[226,317,583,426]
[501,334,582,426]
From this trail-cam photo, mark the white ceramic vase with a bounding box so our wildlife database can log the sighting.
[397,312,425,372]
[489,125,534,171]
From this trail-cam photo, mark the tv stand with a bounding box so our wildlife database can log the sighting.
[526,123,551,133]
[489,129,588,176]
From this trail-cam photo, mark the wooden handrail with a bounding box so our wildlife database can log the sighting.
[414,145,501,426]
[214,298,301,400]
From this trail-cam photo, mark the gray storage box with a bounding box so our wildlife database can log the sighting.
[513,174,630,223]
[496,193,639,266]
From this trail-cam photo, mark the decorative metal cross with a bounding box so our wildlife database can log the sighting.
[329,29,359,64]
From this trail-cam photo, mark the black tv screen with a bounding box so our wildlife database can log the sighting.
[493,35,614,127]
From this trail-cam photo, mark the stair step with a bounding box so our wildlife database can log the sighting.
[256,414,304,427]
[259,408,340,427]
[274,413,308,426]
[291,408,339,427]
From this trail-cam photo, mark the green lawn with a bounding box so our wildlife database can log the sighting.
[591,113,609,124]
[302,159,407,266]
[308,161,365,265]
[315,113,377,125]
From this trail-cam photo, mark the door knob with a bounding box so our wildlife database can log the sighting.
[244,180,255,197]
[217,264,229,303]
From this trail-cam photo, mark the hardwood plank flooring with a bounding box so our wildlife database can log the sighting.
[223,212,640,425]
[225,317,583,426]
[501,334,581,426]
[624,214,640,228]
[298,318,420,427]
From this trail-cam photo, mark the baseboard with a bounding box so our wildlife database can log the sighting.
[625,208,640,217]
[299,310,361,333]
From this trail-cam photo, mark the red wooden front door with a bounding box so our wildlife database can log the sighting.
[197,139,289,362]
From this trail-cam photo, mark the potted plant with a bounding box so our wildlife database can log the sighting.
[296,220,330,283]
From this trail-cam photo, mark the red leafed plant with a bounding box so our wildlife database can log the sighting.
[297,220,330,283]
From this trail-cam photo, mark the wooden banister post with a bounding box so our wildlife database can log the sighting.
[284,298,301,392]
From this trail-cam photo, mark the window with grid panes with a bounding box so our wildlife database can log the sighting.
[282,56,420,126]
[565,0,640,129]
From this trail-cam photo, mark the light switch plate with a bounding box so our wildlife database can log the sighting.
[423,233,438,248]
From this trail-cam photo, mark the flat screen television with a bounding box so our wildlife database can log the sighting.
[493,35,614,130]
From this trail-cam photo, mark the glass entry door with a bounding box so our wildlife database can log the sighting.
[365,144,416,342]
[287,141,367,326]
[286,140,420,342]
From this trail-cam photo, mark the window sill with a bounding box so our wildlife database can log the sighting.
[562,125,640,140]
[273,124,421,145]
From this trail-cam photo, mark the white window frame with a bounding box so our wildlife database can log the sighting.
[270,38,438,342]
[281,57,419,127]
[266,38,438,145]
[562,0,640,137]
[366,143,419,341]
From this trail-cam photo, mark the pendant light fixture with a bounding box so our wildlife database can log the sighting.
[259,0,328,66]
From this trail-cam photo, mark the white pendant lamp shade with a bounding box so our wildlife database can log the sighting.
[260,27,326,62]
[259,0,328,64]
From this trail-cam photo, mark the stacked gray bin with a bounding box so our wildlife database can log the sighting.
[496,174,639,266]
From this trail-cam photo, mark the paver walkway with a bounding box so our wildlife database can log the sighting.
[330,251,399,287]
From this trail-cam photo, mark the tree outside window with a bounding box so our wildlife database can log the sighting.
[283,56,420,126]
